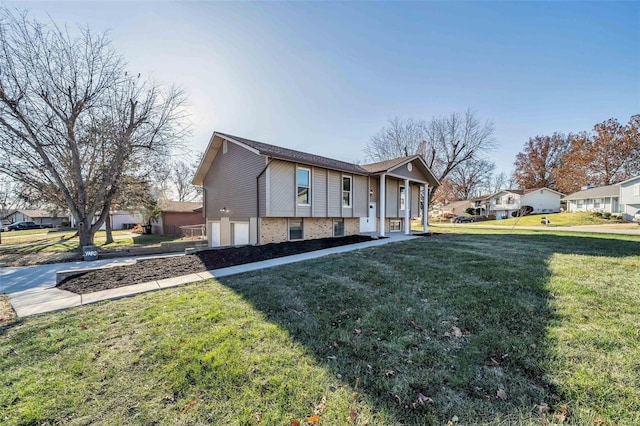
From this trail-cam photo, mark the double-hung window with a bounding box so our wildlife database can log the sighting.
[400,186,406,210]
[297,168,310,205]
[342,176,352,207]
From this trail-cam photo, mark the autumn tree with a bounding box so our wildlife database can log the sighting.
[365,110,496,202]
[0,8,188,246]
[512,133,569,191]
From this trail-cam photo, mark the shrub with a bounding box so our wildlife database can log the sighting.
[593,212,603,217]
[603,212,611,219]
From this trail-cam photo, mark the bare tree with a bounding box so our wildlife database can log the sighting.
[365,110,496,202]
[0,8,189,246]
[447,158,495,199]
[170,158,202,202]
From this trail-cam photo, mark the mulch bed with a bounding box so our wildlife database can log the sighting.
[57,235,378,295]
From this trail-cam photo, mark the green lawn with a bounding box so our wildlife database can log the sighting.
[470,212,617,227]
[1,229,639,425]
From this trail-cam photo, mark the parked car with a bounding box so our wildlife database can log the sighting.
[7,221,45,231]
[451,216,475,223]
[633,210,640,225]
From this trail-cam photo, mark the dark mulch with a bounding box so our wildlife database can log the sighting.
[57,235,379,295]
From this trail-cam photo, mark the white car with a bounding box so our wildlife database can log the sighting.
[633,210,640,224]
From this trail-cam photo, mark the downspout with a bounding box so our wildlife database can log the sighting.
[256,157,273,245]
[202,187,207,238]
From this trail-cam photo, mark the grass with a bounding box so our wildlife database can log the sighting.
[469,212,617,227]
[1,229,639,425]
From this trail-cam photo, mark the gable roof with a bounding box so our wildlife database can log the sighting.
[4,209,61,218]
[523,187,566,196]
[361,155,440,186]
[160,201,202,213]
[194,131,440,187]
[218,132,369,175]
[618,175,640,186]
[561,184,620,201]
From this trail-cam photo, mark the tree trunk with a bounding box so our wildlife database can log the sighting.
[77,221,95,247]
[105,214,114,244]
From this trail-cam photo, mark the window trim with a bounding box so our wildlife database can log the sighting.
[288,218,304,241]
[342,175,352,208]
[297,167,311,206]
[390,219,401,232]
[399,185,406,210]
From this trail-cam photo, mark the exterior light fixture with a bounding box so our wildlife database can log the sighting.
[220,207,228,213]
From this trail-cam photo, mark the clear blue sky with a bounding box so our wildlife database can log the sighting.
[7,1,640,174]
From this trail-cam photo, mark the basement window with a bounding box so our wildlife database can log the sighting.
[333,219,344,237]
[289,218,303,240]
[390,220,401,232]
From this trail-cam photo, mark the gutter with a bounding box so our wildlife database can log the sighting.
[256,157,273,245]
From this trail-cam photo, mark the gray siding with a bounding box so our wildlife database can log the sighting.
[269,160,296,217]
[258,173,266,217]
[411,184,420,217]
[328,171,341,217]
[386,179,399,218]
[204,140,265,219]
[313,168,327,217]
[391,160,428,181]
[353,175,368,217]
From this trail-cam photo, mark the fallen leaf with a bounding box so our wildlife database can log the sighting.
[354,329,362,336]
[417,393,433,405]
[530,343,537,350]
[555,413,566,423]
[443,332,451,337]
[349,410,357,420]
[487,357,500,367]
[306,414,320,423]
[384,369,394,377]
[352,392,359,399]
[451,415,459,422]
[289,420,301,426]
[451,326,462,337]
[496,389,507,400]
[253,412,262,423]
[182,401,196,413]
[80,324,88,330]
[538,402,550,415]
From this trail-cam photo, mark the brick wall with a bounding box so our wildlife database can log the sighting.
[259,218,288,244]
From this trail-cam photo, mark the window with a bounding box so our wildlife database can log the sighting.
[223,140,228,154]
[297,168,310,205]
[289,218,303,240]
[390,220,401,232]
[333,219,344,237]
[342,176,352,207]
[594,198,601,208]
[636,184,640,196]
[507,196,514,205]
[400,186,406,210]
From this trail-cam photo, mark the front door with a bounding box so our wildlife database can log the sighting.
[360,202,377,233]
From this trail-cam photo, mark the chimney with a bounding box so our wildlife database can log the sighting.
[581,184,594,191]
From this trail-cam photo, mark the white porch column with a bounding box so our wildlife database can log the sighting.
[423,185,429,232]
[404,179,410,235]
[379,173,386,237]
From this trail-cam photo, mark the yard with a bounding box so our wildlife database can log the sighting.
[0,229,187,266]
[467,212,627,227]
[1,228,639,425]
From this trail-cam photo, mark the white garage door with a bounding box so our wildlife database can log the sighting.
[233,222,249,246]
[211,222,220,247]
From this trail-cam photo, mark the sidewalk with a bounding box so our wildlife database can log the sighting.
[5,234,417,318]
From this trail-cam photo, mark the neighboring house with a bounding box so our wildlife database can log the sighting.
[192,132,439,247]
[443,200,473,216]
[155,201,204,236]
[562,176,640,221]
[562,184,622,215]
[111,210,144,230]
[473,188,564,219]
[2,209,66,226]
[619,176,640,220]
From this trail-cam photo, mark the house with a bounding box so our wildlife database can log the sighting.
[619,176,640,220]
[2,209,67,226]
[473,188,564,219]
[192,132,439,247]
[155,201,204,236]
[562,176,640,220]
[562,184,621,214]
[442,200,474,216]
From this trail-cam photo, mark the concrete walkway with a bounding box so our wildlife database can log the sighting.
[4,234,418,318]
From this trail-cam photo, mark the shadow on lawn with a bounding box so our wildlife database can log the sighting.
[219,232,639,424]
